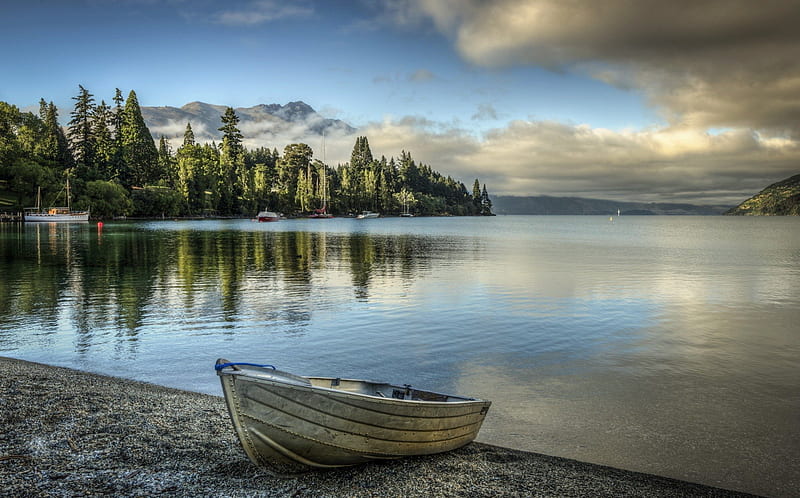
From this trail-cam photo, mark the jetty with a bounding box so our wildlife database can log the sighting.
[0,212,23,222]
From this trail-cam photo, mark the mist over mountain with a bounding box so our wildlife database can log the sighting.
[140,101,355,147]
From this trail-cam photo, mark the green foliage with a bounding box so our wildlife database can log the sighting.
[183,122,195,146]
[75,180,132,217]
[131,185,183,217]
[726,173,800,216]
[68,85,95,168]
[120,90,159,187]
[92,101,116,180]
[1,89,492,218]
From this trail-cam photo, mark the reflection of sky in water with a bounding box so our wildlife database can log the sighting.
[1,216,799,496]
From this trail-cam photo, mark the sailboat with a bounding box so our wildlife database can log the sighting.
[400,198,414,217]
[309,132,333,219]
[24,178,89,223]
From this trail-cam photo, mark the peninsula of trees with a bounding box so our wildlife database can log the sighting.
[0,87,493,218]
[724,173,800,216]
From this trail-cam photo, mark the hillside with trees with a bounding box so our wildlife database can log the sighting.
[0,87,492,218]
[725,173,800,215]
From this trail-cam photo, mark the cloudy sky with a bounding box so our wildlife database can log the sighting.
[3,0,799,205]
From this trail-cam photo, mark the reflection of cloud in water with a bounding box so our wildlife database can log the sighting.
[457,300,800,497]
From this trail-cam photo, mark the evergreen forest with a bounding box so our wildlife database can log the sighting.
[0,86,493,218]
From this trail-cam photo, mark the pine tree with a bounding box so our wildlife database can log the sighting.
[350,136,373,172]
[481,184,492,215]
[472,179,482,211]
[183,122,195,146]
[120,90,158,187]
[218,107,245,214]
[109,88,126,181]
[37,99,72,169]
[92,100,115,180]
[112,88,124,138]
[50,103,73,170]
[68,85,96,170]
[158,136,178,187]
[219,107,243,160]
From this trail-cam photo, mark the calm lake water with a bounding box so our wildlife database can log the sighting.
[1,216,798,496]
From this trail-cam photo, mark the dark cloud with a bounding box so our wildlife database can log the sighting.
[406,0,800,134]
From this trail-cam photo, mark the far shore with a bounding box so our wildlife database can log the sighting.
[0,357,755,497]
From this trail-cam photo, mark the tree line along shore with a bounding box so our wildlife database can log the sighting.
[0,86,494,219]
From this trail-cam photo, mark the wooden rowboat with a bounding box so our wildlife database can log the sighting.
[215,359,491,474]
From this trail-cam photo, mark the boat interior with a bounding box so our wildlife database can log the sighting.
[307,377,475,402]
[221,362,478,403]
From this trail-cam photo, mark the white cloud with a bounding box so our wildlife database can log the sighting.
[408,69,436,82]
[215,0,313,26]
[355,116,800,205]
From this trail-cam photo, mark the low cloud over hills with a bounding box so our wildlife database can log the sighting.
[141,101,355,150]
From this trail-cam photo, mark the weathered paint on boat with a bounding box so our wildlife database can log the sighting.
[215,359,491,474]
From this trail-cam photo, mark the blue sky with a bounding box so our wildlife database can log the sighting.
[3,0,799,204]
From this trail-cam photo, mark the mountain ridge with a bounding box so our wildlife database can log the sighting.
[491,195,732,215]
[140,100,354,143]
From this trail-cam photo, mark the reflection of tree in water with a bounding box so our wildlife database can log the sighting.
[0,224,467,353]
[325,233,441,300]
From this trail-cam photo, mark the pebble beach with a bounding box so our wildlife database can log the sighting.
[0,357,755,497]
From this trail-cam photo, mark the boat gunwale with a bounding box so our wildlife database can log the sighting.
[219,369,489,407]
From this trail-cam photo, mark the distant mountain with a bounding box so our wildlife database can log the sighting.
[492,195,732,215]
[140,101,355,143]
[725,173,800,215]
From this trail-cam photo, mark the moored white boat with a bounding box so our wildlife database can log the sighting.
[356,211,379,219]
[24,208,90,223]
[215,359,491,474]
[24,180,89,223]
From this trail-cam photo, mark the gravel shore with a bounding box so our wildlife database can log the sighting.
[1,357,754,497]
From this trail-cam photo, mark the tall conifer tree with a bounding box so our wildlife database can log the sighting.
[109,88,126,180]
[68,85,96,170]
[218,107,245,214]
[92,100,115,180]
[37,99,72,169]
[158,136,178,187]
[120,90,158,187]
[472,179,482,210]
[183,122,195,146]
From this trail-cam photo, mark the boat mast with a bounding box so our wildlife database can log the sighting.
[321,131,327,210]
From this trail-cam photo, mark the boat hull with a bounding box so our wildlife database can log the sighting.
[216,361,490,473]
[24,212,89,223]
[256,210,280,222]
